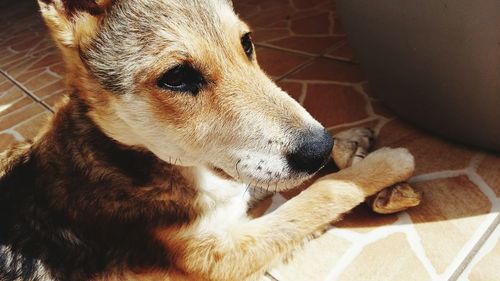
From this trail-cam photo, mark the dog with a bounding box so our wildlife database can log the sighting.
[0,0,415,280]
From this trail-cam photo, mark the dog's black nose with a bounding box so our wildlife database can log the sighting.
[286,128,333,174]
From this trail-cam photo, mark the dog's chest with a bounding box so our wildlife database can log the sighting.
[191,167,251,235]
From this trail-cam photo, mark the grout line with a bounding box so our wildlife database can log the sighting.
[448,214,500,281]
[399,213,440,280]
[322,55,359,65]
[255,43,317,57]
[326,117,378,131]
[275,58,316,82]
[1,129,25,142]
[256,38,357,74]
[264,273,279,281]
[0,69,54,113]
[0,111,49,137]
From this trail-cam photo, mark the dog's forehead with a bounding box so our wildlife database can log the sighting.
[108,0,240,36]
[83,0,243,93]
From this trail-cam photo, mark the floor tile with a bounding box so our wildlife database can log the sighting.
[286,58,365,83]
[302,83,369,128]
[234,0,343,55]
[33,79,66,100]
[42,92,66,110]
[460,223,500,281]
[324,41,357,62]
[377,120,476,175]
[1,1,500,280]
[257,47,311,79]
[334,204,399,233]
[0,103,46,132]
[270,233,351,281]
[265,36,345,56]
[371,100,396,119]
[408,176,492,274]
[276,81,305,103]
[469,238,500,281]
[15,112,51,140]
[21,71,61,94]
[337,233,432,281]
[0,80,30,117]
[477,154,500,197]
[0,133,17,152]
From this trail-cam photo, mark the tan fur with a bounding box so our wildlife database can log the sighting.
[0,1,414,280]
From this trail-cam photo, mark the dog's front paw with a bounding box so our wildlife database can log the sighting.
[364,147,415,183]
[332,127,375,169]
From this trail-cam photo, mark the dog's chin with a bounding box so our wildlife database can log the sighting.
[209,165,311,192]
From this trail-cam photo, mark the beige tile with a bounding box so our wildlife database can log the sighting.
[0,83,31,117]
[0,103,46,131]
[15,112,51,140]
[0,133,17,152]
[477,154,500,197]
[408,176,491,274]
[261,274,276,281]
[22,71,61,92]
[334,204,399,233]
[0,96,34,118]
[338,233,432,281]
[33,79,66,99]
[271,233,351,281]
[469,237,500,281]
[0,78,22,96]
[377,120,476,175]
[43,92,67,110]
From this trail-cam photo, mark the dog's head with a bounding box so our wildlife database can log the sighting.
[38,0,333,191]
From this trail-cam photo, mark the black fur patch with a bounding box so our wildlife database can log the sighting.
[0,96,198,280]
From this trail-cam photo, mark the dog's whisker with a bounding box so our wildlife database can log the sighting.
[235,159,241,180]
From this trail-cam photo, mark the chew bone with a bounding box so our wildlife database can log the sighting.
[368,182,423,214]
[331,127,422,214]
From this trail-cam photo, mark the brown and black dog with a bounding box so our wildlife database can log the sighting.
[0,0,415,280]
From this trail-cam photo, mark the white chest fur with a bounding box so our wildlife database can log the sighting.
[190,166,251,237]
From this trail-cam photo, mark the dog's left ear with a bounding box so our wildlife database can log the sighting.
[37,0,112,48]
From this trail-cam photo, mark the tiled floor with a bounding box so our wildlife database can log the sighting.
[0,1,499,281]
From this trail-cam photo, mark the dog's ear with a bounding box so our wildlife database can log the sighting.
[37,0,112,48]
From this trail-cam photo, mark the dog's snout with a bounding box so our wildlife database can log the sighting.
[286,128,333,174]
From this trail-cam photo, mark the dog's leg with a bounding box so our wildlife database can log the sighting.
[331,127,423,214]
[169,147,414,281]
[331,127,375,169]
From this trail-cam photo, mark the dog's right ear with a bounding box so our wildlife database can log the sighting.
[37,0,112,48]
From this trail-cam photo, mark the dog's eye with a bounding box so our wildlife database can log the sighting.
[157,64,205,95]
[241,32,253,59]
